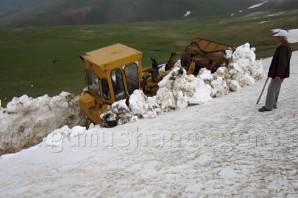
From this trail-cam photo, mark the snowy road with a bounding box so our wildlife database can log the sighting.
[0,52,297,197]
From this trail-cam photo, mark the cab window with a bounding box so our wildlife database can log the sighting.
[111,69,126,100]
[124,63,139,95]
[101,78,110,99]
[86,70,100,96]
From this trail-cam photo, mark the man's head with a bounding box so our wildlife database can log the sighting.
[272,29,288,43]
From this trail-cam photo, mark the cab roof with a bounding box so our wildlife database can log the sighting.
[81,43,143,68]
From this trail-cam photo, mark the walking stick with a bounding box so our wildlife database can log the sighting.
[256,77,269,104]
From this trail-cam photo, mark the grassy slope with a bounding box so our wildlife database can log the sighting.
[3,0,298,26]
[0,10,297,106]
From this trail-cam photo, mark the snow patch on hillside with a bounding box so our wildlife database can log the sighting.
[248,1,269,9]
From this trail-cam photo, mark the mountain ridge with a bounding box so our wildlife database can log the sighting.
[0,0,297,26]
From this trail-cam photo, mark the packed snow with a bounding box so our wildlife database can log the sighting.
[0,36,298,196]
[0,92,85,155]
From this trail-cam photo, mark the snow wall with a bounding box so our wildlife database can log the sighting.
[0,92,85,155]
[0,42,264,155]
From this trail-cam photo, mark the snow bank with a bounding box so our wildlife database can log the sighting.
[0,92,85,155]
[100,67,214,127]
[0,42,264,153]
[99,43,264,127]
[206,43,264,97]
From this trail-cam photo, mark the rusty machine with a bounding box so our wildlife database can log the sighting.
[79,37,233,124]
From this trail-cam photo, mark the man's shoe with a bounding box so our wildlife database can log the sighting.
[258,106,272,112]
[273,105,277,109]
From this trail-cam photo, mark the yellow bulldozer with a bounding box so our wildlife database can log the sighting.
[79,37,233,124]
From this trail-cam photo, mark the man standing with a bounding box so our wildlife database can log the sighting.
[259,29,292,112]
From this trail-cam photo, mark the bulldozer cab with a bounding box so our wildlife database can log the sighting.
[79,43,143,123]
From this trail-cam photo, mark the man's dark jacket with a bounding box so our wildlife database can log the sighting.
[268,41,292,79]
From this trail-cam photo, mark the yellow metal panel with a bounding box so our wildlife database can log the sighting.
[82,43,143,70]
[80,92,96,108]
[192,37,232,51]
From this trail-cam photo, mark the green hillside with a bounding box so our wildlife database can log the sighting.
[1,0,298,26]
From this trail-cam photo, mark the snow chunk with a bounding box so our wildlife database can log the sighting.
[101,99,137,127]
[229,80,241,92]
[198,68,212,81]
